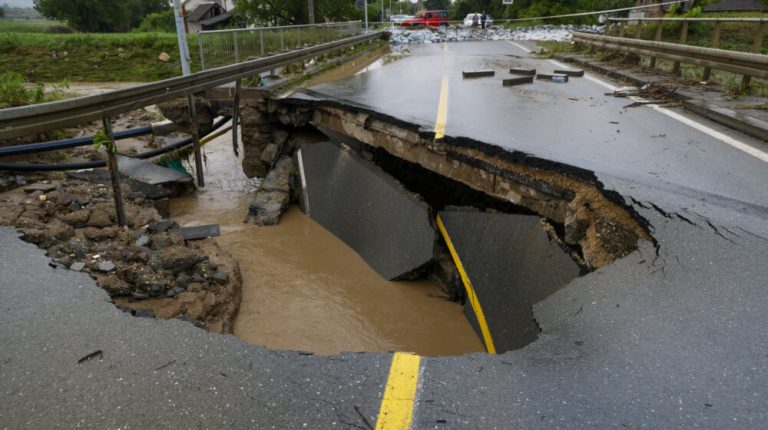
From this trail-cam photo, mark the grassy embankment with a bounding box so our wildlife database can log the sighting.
[0,19,199,82]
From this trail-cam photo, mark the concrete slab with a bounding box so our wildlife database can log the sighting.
[503,76,534,86]
[462,70,495,78]
[296,142,435,281]
[438,210,580,353]
[169,224,220,240]
[509,68,536,75]
[116,155,193,186]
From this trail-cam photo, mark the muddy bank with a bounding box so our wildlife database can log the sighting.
[0,176,242,333]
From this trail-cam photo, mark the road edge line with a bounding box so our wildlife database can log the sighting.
[436,215,496,354]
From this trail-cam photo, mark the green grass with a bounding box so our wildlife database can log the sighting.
[0,32,201,82]
[0,18,68,33]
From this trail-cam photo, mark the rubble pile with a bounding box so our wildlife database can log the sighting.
[0,178,242,333]
[389,25,604,45]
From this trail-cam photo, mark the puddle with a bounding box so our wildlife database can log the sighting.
[170,125,484,356]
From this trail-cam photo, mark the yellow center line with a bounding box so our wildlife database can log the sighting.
[436,215,497,354]
[434,43,449,140]
[375,352,422,430]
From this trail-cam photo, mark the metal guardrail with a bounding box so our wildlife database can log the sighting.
[0,31,383,141]
[197,21,363,70]
[608,17,768,23]
[573,32,768,81]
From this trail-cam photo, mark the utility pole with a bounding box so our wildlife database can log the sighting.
[172,0,191,76]
[308,0,315,24]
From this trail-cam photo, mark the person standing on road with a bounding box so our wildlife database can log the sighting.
[481,11,487,29]
[472,13,478,28]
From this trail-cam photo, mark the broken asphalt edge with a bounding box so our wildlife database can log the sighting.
[555,54,768,144]
[285,90,657,248]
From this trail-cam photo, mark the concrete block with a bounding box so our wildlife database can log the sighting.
[554,69,585,77]
[297,142,435,281]
[462,70,495,78]
[438,210,580,353]
[169,224,220,241]
[503,76,534,86]
[509,68,536,76]
[536,73,569,82]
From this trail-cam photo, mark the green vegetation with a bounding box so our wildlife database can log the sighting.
[33,0,169,33]
[0,32,199,82]
[0,18,68,33]
[0,71,68,108]
[134,9,175,33]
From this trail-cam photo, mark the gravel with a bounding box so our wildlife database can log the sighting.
[388,24,604,45]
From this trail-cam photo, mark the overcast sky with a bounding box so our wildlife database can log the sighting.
[2,0,34,8]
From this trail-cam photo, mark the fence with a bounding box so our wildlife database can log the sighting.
[602,17,767,86]
[197,21,364,70]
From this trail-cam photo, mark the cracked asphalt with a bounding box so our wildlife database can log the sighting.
[3,40,768,428]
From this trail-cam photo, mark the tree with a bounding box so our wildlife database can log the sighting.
[0,7,5,19]
[34,0,169,32]
[235,0,360,26]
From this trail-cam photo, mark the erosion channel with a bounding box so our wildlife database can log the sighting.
[171,129,485,356]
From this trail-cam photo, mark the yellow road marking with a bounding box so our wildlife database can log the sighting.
[434,75,449,140]
[436,215,497,354]
[375,352,421,430]
[434,43,449,140]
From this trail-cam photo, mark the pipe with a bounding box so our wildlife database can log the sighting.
[0,126,152,158]
[0,117,229,172]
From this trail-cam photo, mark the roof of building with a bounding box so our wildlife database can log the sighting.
[186,3,217,23]
[199,12,233,27]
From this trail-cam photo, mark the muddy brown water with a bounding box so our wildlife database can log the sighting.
[170,129,484,356]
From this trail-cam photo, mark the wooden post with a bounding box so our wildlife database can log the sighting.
[634,19,643,39]
[187,94,205,188]
[702,21,721,82]
[619,21,627,38]
[672,20,688,75]
[232,79,241,158]
[102,118,127,227]
[650,22,663,68]
[741,21,766,90]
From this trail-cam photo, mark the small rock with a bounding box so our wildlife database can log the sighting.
[88,210,112,228]
[150,246,204,273]
[212,270,229,285]
[70,262,86,271]
[97,260,116,272]
[158,52,170,62]
[134,308,156,318]
[134,235,150,247]
[98,275,131,295]
[148,219,178,233]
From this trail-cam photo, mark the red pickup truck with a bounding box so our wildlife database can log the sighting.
[400,10,449,27]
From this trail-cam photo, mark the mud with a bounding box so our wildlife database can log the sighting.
[0,175,242,333]
[170,128,485,356]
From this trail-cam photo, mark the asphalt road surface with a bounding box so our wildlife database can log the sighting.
[2,40,768,429]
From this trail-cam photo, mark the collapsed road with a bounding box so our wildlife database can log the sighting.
[2,36,768,429]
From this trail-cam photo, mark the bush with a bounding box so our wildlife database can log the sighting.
[0,71,68,108]
[135,9,176,33]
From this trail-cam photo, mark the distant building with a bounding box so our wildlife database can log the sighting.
[183,0,233,33]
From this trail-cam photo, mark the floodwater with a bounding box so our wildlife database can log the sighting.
[170,127,484,356]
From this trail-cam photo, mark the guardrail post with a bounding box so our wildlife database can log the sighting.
[703,21,721,82]
[232,80,241,158]
[634,19,643,39]
[260,30,265,56]
[673,20,689,75]
[101,118,127,227]
[233,32,240,63]
[741,21,766,90]
[604,20,611,36]
[198,33,206,71]
[187,95,205,188]
[649,22,663,69]
[297,27,301,48]
[280,29,285,51]
[618,21,627,38]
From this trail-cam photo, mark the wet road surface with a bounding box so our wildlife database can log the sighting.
[3,39,768,428]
